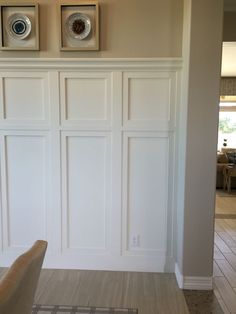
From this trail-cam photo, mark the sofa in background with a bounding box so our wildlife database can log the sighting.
[216,148,236,189]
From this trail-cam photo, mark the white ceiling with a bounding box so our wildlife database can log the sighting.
[221,43,236,77]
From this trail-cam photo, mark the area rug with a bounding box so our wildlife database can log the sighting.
[183,290,223,314]
[32,304,138,314]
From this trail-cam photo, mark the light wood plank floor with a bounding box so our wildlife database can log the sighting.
[0,267,189,314]
[214,218,236,313]
[3,195,236,313]
[34,270,189,314]
[215,190,236,217]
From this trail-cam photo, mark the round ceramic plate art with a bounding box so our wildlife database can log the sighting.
[7,13,32,40]
[66,13,91,40]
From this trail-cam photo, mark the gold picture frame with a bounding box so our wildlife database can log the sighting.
[59,1,99,51]
[0,3,39,51]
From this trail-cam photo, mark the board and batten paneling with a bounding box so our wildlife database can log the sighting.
[61,132,112,255]
[0,132,51,253]
[0,59,181,272]
[122,133,169,256]
[60,72,112,128]
[123,71,176,130]
[0,72,50,127]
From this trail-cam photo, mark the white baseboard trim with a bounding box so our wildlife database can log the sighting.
[175,263,184,288]
[183,276,213,290]
[175,263,213,290]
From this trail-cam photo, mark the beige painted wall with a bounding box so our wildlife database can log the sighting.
[223,12,236,41]
[178,0,223,278]
[0,0,183,58]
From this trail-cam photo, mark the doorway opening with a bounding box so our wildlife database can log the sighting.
[214,76,236,311]
[215,91,236,217]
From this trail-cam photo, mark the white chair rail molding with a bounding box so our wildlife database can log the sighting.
[0,58,181,272]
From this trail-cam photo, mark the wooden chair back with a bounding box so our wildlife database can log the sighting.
[0,240,47,314]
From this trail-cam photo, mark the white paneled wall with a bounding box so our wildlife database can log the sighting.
[60,72,112,127]
[0,72,50,127]
[122,133,169,256]
[0,59,181,272]
[61,132,111,254]
[123,72,175,130]
[0,133,49,250]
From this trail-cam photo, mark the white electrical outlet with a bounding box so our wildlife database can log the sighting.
[131,234,140,247]
[137,234,140,247]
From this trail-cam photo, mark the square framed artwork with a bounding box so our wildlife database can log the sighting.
[0,3,39,51]
[60,1,99,51]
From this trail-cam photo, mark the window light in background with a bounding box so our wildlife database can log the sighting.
[218,77,236,151]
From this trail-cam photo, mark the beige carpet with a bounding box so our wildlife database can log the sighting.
[215,189,236,218]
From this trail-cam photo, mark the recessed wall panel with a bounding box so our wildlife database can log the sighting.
[123,72,176,130]
[60,73,111,126]
[128,78,170,120]
[0,73,49,124]
[2,134,47,248]
[123,134,169,255]
[62,133,111,252]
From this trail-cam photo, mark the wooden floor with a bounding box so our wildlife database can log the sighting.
[30,194,236,314]
[0,267,189,314]
[214,218,236,313]
[33,269,189,314]
[2,193,236,313]
[215,190,236,217]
